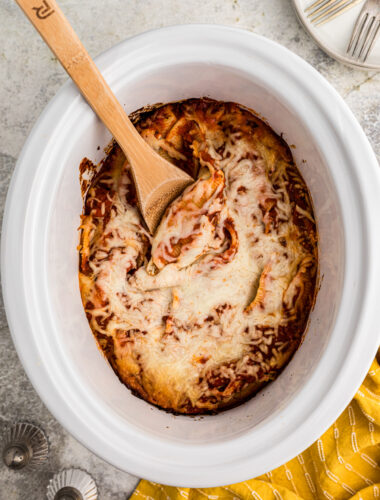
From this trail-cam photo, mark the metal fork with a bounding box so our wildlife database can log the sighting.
[347,0,380,61]
[306,0,364,26]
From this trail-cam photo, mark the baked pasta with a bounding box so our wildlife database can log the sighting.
[78,98,318,414]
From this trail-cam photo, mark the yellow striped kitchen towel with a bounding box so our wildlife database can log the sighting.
[131,350,380,500]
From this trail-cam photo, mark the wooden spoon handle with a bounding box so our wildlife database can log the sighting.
[15,0,143,162]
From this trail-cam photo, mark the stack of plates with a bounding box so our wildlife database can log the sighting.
[292,0,380,69]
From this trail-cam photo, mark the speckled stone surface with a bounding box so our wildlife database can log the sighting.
[0,0,379,498]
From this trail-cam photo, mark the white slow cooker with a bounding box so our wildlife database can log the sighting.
[2,25,380,487]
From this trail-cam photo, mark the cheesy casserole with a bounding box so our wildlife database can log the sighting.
[78,98,318,414]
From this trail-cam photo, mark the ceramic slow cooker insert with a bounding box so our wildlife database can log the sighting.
[2,25,380,486]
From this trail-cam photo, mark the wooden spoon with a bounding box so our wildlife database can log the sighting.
[15,0,193,233]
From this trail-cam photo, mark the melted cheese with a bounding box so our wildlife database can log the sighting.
[79,99,318,414]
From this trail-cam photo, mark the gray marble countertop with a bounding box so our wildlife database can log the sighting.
[0,0,379,498]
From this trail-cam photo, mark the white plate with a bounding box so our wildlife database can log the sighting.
[2,25,380,487]
[292,0,380,69]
